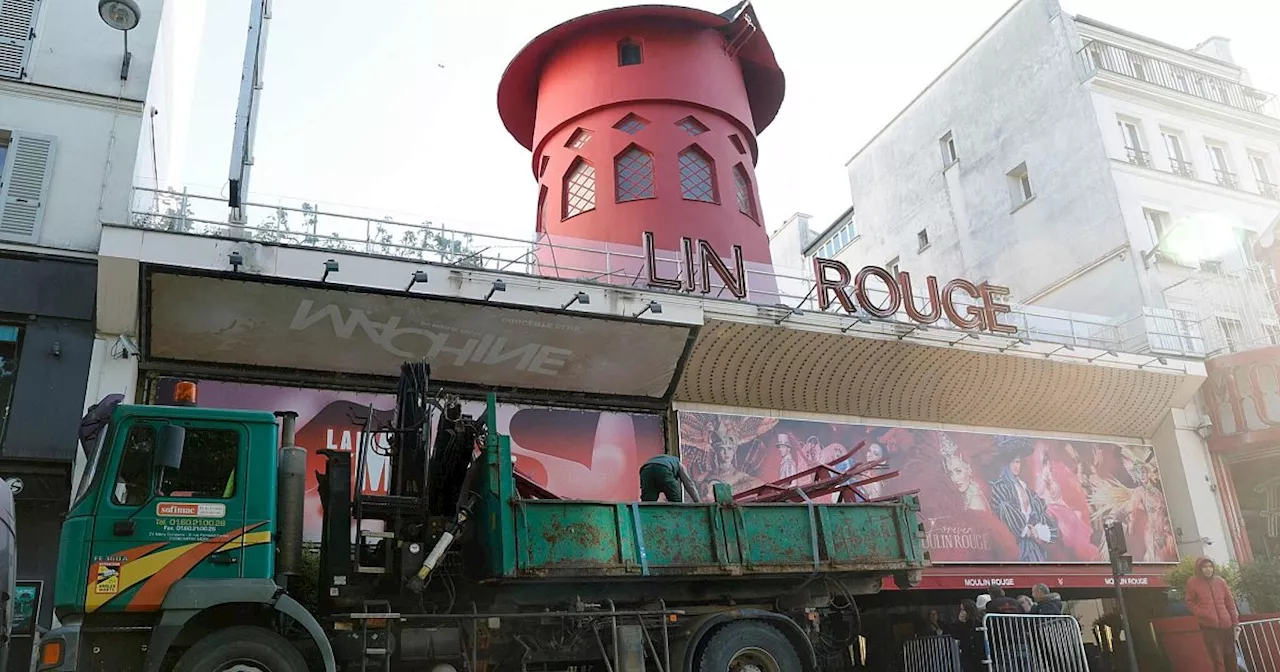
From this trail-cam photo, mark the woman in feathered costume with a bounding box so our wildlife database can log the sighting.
[678,413,776,499]
[1088,449,1176,562]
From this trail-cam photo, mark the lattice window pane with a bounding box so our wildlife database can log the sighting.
[734,165,756,218]
[566,129,592,149]
[613,114,648,135]
[563,161,597,218]
[615,147,655,202]
[679,149,716,203]
[676,116,709,136]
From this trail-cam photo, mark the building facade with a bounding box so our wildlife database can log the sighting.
[0,0,182,663]
[802,0,1280,574]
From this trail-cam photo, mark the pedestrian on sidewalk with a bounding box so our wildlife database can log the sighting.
[1185,557,1240,672]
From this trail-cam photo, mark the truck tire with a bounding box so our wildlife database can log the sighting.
[697,621,803,672]
[173,625,308,672]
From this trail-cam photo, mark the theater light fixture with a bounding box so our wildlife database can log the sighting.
[321,259,339,282]
[562,291,591,310]
[484,279,506,301]
[633,300,663,318]
[406,270,429,291]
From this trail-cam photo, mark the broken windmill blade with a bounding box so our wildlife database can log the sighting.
[732,437,912,504]
[733,440,869,502]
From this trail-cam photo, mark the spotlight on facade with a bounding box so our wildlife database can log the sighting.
[228,251,244,272]
[484,279,506,301]
[562,291,591,310]
[321,259,339,282]
[406,270,429,291]
[633,300,663,318]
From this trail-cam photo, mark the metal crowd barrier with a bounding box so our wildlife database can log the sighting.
[1239,616,1280,672]
[982,613,1088,672]
[903,635,962,672]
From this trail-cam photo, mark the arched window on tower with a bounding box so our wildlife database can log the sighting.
[563,158,596,219]
[678,146,717,203]
[618,38,643,66]
[733,164,758,221]
[615,145,655,202]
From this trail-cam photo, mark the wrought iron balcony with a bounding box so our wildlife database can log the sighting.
[1169,158,1196,179]
[1125,146,1152,167]
[1214,168,1239,190]
[1259,180,1280,200]
[1083,40,1278,118]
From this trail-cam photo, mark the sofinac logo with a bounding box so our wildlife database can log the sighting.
[157,502,226,518]
[289,300,574,375]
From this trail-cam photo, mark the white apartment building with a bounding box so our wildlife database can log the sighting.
[0,0,197,661]
[797,0,1280,567]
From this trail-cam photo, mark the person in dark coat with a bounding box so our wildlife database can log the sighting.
[985,586,1023,614]
[639,454,701,503]
[1030,583,1063,615]
[1185,557,1239,672]
[948,599,985,672]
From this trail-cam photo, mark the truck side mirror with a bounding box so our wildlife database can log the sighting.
[155,425,186,471]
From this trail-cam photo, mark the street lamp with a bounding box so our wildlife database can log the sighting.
[98,0,141,80]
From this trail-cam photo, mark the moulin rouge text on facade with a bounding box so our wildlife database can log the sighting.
[814,258,1017,334]
[640,231,1017,334]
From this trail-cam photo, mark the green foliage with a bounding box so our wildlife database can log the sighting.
[1164,556,1242,601]
[1238,559,1280,613]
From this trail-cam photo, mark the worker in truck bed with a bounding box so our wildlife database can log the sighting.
[639,454,701,503]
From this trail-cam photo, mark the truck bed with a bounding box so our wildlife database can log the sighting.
[470,399,929,584]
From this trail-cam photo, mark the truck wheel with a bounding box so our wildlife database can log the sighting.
[174,625,308,672]
[697,621,803,672]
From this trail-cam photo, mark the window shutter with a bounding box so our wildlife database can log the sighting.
[0,0,41,80]
[0,131,56,242]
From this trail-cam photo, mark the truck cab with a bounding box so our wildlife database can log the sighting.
[41,396,332,672]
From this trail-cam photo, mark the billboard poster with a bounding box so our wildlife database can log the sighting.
[677,411,1177,564]
[146,273,693,398]
[155,379,664,540]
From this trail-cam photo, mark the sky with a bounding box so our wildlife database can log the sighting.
[170,0,1280,241]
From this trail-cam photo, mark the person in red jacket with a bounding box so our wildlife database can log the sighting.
[1185,557,1240,672]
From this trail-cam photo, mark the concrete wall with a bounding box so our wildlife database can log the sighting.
[0,91,144,251]
[839,0,1129,307]
[25,0,164,102]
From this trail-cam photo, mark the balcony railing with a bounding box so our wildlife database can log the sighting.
[1259,181,1280,200]
[1125,146,1153,167]
[1082,40,1278,118]
[1214,168,1239,190]
[127,186,1205,358]
[1170,158,1196,178]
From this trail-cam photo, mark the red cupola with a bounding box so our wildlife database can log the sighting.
[497,1,785,296]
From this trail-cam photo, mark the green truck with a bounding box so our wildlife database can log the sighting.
[37,362,927,672]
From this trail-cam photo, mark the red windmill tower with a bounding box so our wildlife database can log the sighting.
[497,1,785,299]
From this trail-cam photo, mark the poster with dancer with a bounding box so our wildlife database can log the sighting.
[677,411,1178,564]
[155,378,664,540]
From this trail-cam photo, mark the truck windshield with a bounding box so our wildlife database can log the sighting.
[71,426,111,509]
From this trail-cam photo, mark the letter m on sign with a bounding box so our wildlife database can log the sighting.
[0,132,56,243]
[0,0,42,80]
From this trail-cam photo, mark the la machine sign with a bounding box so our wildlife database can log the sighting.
[641,232,1017,334]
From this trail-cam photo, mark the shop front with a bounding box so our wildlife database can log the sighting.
[0,252,96,668]
[1202,345,1280,563]
[672,404,1181,668]
[112,242,1206,671]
